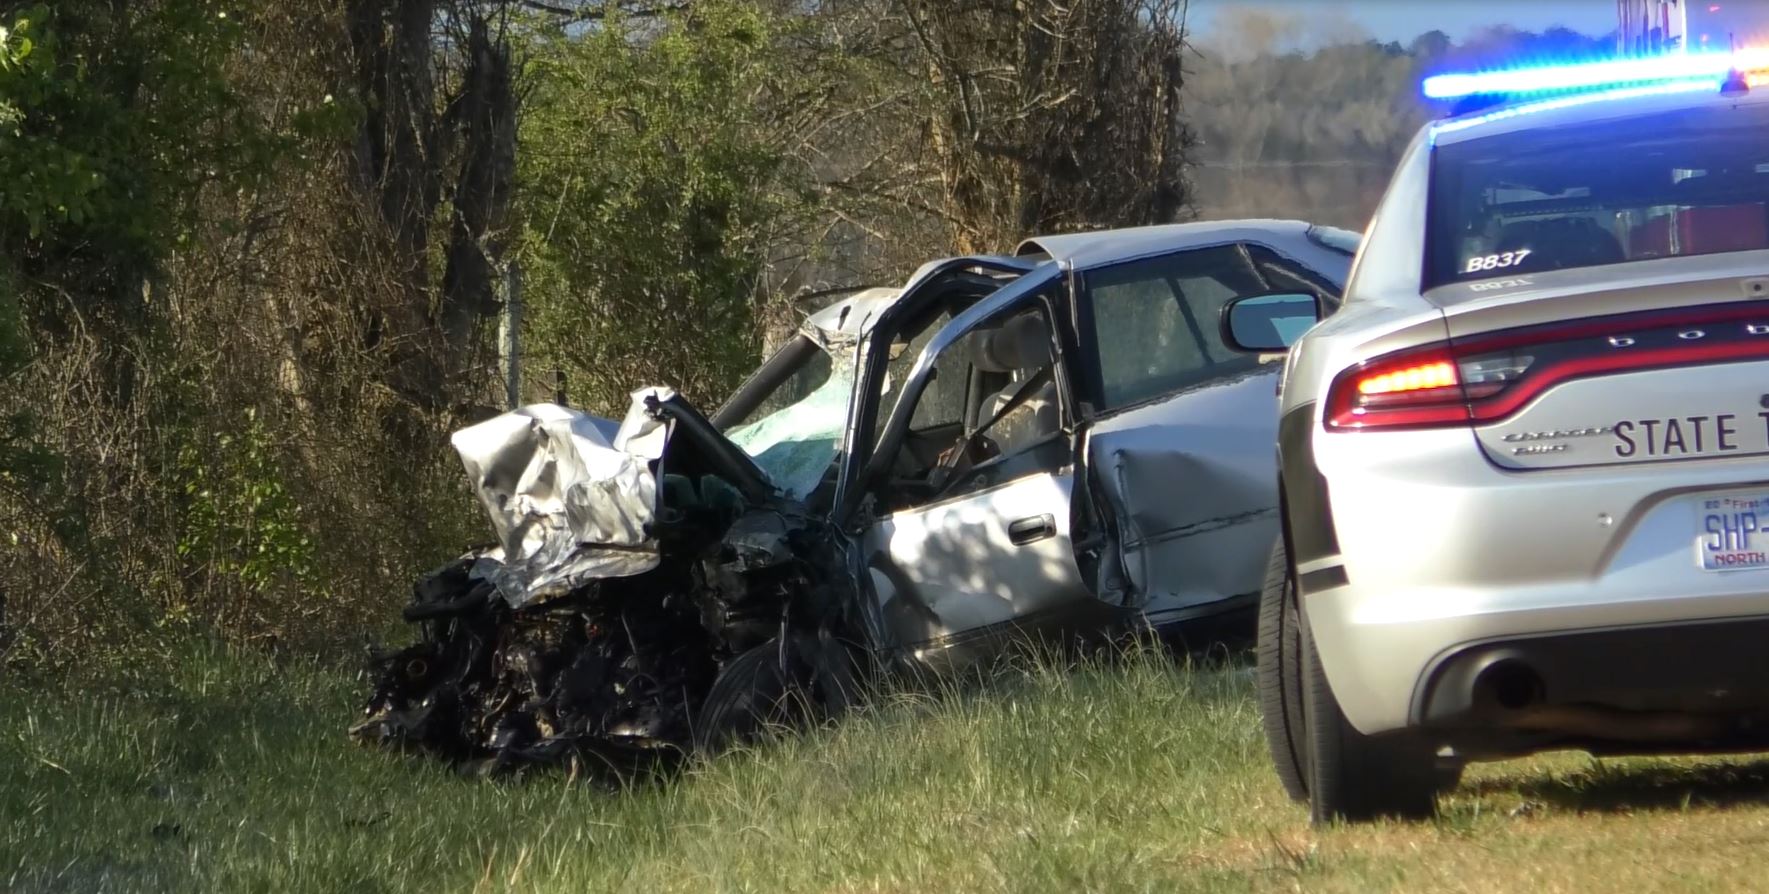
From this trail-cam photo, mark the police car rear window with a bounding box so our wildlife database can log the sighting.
[1426,102,1769,290]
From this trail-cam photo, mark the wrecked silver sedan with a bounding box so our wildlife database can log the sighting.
[352,220,1355,771]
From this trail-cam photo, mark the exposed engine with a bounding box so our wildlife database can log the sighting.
[350,393,856,774]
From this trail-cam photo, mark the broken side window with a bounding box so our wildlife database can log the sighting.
[882,301,1069,510]
[884,308,964,431]
[863,307,966,483]
[1077,245,1268,412]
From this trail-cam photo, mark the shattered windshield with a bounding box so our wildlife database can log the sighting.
[724,337,856,500]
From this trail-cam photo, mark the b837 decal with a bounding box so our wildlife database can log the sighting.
[1464,248,1532,274]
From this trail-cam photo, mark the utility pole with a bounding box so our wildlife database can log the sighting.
[499,262,522,409]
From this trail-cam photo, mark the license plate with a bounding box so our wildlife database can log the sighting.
[1697,492,1769,571]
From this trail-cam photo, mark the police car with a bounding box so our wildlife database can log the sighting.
[1220,50,1769,823]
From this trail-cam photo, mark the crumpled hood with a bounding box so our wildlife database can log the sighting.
[449,388,677,608]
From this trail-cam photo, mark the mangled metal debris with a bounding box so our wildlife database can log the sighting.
[450,398,663,607]
[351,390,859,773]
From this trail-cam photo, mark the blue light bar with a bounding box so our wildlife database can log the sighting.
[1422,48,1769,100]
[1431,81,1721,137]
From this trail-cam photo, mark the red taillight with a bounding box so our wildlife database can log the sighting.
[1326,348,1472,430]
[1325,303,1769,433]
[1358,359,1458,397]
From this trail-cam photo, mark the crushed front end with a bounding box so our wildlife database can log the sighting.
[350,389,857,774]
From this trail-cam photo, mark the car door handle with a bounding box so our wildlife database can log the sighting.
[1007,514,1056,546]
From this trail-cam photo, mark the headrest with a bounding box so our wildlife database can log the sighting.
[968,312,1052,373]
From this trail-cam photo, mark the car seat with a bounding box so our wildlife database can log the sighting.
[967,313,1060,455]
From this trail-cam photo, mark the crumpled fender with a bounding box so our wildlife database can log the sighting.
[449,390,675,607]
[1084,369,1282,617]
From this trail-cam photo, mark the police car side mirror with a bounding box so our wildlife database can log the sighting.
[1220,292,1321,354]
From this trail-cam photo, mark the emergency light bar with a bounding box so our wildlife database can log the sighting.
[1423,47,1769,100]
[1430,80,1721,136]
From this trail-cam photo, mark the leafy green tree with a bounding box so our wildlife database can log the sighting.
[0,2,276,328]
[0,1,320,666]
[518,1,816,413]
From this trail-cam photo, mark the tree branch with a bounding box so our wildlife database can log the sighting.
[515,0,688,23]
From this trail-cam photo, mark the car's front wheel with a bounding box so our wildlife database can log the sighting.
[693,638,806,754]
[1300,608,1438,824]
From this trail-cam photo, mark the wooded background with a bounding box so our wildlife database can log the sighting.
[0,0,1604,675]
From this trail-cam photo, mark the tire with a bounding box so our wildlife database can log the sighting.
[1256,536,1309,803]
[693,638,802,754]
[1300,607,1438,824]
[1435,759,1466,794]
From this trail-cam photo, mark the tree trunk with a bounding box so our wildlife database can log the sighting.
[440,15,516,362]
[346,0,448,410]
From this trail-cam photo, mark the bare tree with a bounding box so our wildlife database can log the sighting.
[894,0,1195,252]
[346,0,520,411]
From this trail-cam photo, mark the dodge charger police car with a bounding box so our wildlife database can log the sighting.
[1221,52,1769,823]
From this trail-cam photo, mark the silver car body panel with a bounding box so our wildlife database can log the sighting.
[1309,423,1769,733]
[1273,85,1769,738]
[1034,222,1357,626]
[1085,366,1287,623]
[863,471,1088,650]
[803,287,903,344]
[853,264,1089,654]
[449,393,671,608]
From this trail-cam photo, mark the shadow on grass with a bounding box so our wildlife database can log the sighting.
[880,624,1253,713]
[1467,757,1769,813]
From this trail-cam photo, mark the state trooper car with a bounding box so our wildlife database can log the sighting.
[1223,51,1769,822]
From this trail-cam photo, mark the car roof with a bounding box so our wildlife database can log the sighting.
[803,219,1337,341]
[1428,82,1769,147]
[800,256,1034,341]
[803,287,905,341]
[1015,219,1318,270]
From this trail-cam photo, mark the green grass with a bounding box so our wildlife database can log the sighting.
[7,647,1769,893]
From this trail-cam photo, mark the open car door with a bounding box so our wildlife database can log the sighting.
[848,264,1130,667]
